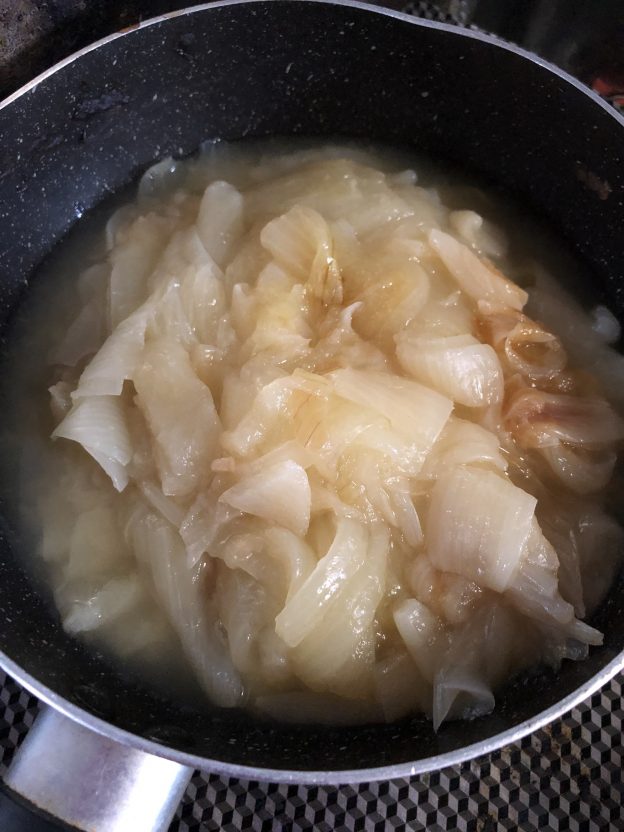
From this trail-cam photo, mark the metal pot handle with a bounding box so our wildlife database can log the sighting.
[1,705,193,831]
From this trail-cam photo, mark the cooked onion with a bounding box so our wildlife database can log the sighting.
[27,141,623,728]
[429,228,527,311]
[504,388,624,449]
[427,466,537,592]
[396,332,503,407]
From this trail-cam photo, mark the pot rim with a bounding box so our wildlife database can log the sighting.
[3,0,624,129]
[1,0,624,784]
[5,646,624,784]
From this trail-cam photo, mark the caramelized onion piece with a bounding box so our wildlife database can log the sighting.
[429,229,527,312]
[479,309,567,381]
[504,388,624,449]
[504,320,567,381]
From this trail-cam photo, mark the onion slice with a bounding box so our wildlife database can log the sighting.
[427,466,536,592]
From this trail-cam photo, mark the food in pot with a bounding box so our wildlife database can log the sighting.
[9,142,624,727]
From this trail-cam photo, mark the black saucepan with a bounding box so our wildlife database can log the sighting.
[0,2,624,829]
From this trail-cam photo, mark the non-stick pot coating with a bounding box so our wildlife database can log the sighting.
[0,0,624,774]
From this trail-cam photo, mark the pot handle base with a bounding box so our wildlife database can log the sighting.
[2,705,193,832]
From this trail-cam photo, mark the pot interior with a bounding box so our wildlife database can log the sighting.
[0,0,623,775]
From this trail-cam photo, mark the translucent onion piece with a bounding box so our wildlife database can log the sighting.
[127,502,244,707]
[108,212,175,330]
[304,301,389,374]
[63,576,143,635]
[217,568,277,676]
[329,368,453,469]
[504,388,624,449]
[255,627,291,686]
[106,203,137,251]
[477,308,521,350]
[275,517,368,648]
[427,467,536,592]
[138,156,185,203]
[393,597,446,684]
[221,376,295,457]
[592,305,621,344]
[407,555,483,626]
[260,205,343,306]
[72,300,154,399]
[541,501,624,619]
[538,505,584,617]
[389,484,424,547]
[243,440,317,477]
[219,459,311,537]
[60,574,173,661]
[155,225,222,285]
[350,256,430,349]
[49,381,73,423]
[395,333,503,407]
[294,394,386,479]
[52,264,109,366]
[138,480,186,527]
[244,265,312,358]
[387,168,417,187]
[196,181,244,267]
[421,418,506,479]
[507,563,603,646]
[449,209,508,259]
[432,603,523,730]
[506,520,603,646]
[134,338,220,497]
[429,228,527,311]
[249,155,414,237]
[230,282,256,340]
[264,527,317,601]
[180,485,241,566]
[149,259,226,349]
[577,511,624,617]
[337,449,423,544]
[527,278,624,406]
[220,354,288,431]
[291,524,388,696]
[53,396,132,491]
[504,319,567,381]
[433,666,495,731]
[416,289,474,339]
[208,532,267,585]
[310,481,365,521]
